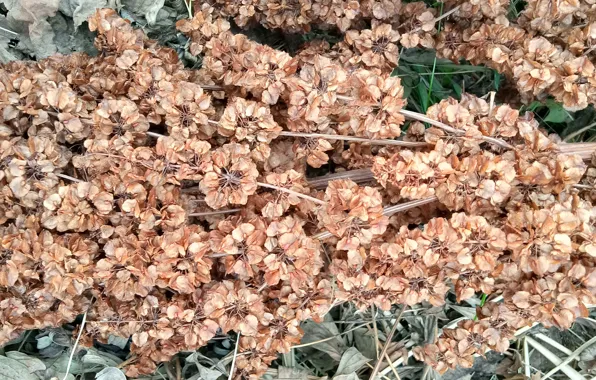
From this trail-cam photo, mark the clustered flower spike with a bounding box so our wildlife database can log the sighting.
[2,5,596,379]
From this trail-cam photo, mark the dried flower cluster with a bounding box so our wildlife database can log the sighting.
[205,0,596,111]
[1,5,596,378]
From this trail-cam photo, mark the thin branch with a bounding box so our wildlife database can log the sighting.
[384,351,401,380]
[382,196,438,216]
[523,337,531,379]
[379,351,414,377]
[364,363,393,380]
[228,333,241,380]
[17,330,32,352]
[117,355,138,369]
[208,252,242,259]
[334,97,513,149]
[525,337,584,380]
[534,333,573,356]
[63,311,88,380]
[188,209,241,217]
[563,121,596,142]
[0,26,18,36]
[292,323,372,349]
[433,5,461,23]
[371,305,380,360]
[256,181,327,205]
[147,131,166,138]
[369,305,408,380]
[279,131,431,147]
[201,84,225,91]
[307,168,375,189]
[56,173,84,183]
[541,334,596,380]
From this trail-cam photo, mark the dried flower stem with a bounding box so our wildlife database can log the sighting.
[534,333,573,355]
[369,305,408,380]
[184,0,193,18]
[541,334,596,380]
[146,131,165,138]
[371,305,380,359]
[573,184,593,189]
[188,209,241,217]
[256,182,327,205]
[523,337,531,379]
[382,196,438,216]
[308,168,375,189]
[117,355,138,369]
[525,337,584,380]
[279,131,431,147]
[228,332,241,380]
[0,26,18,36]
[176,356,182,380]
[433,5,461,24]
[208,252,243,258]
[56,173,84,183]
[63,311,87,380]
[383,352,401,380]
[292,323,372,349]
[563,123,596,142]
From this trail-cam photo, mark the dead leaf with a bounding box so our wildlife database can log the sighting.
[29,19,57,58]
[121,0,166,25]
[4,352,46,373]
[353,329,377,361]
[332,373,359,380]
[107,335,129,350]
[449,305,476,320]
[300,319,347,361]
[3,0,60,23]
[277,366,309,380]
[185,352,225,380]
[0,356,40,380]
[335,347,371,375]
[81,348,123,368]
[59,0,109,28]
[96,367,127,380]
[49,12,98,56]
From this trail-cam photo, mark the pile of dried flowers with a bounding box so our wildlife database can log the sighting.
[1,5,596,378]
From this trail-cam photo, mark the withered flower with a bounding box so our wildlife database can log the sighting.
[94,235,157,301]
[161,82,215,140]
[262,216,322,290]
[319,180,388,250]
[199,143,259,209]
[41,183,113,232]
[203,280,265,336]
[218,98,282,161]
[345,24,400,69]
[209,217,267,280]
[155,225,212,293]
[258,305,303,353]
[261,170,310,218]
[93,99,149,144]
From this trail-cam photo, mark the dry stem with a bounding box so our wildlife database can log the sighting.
[279,131,430,147]
[369,305,407,380]
[256,181,327,205]
[188,209,241,217]
[63,311,88,380]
